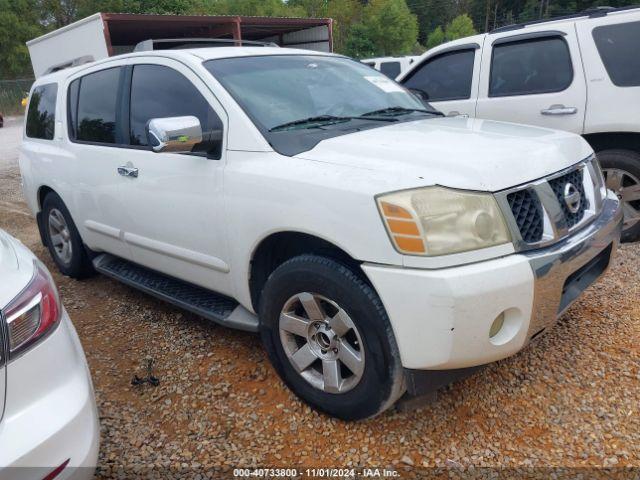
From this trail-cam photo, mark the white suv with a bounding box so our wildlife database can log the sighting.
[398,6,640,242]
[20,45,622,419]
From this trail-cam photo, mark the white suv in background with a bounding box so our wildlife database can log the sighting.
[398,6,640,241]
[20,45,621,419]
[361,56,419,78]
[0,229,98,478]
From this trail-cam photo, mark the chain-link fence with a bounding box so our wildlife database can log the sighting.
[0,78,33,116]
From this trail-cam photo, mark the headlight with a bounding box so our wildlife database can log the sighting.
[377,186,511,256]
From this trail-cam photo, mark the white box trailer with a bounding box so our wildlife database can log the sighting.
[27,12,334,78]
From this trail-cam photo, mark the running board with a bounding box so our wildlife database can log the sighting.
[92,254,258,332]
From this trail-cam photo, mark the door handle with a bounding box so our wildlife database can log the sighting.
[540,105,578,116]
[117,166,139,178]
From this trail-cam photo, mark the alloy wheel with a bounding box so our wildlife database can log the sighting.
[603,168,640,232]
[278,292,365,394]
[48,208,73,265]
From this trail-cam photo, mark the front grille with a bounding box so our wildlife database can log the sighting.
[497,157,602,251]
[548,169,588,228]
[507,189,544,243]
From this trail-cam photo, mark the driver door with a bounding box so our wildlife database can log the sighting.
[116,58,232,295]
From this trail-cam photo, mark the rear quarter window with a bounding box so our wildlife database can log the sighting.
[592,21,640,87]
[379,61,401,78]
[26,83,58,140]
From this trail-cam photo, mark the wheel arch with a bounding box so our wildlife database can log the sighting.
[248,230,370,313]
[583,132,640,156]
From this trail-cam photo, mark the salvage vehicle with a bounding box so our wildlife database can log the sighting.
[19,42,622,420]
[361,56,420,79]
[398,5,640,241]
[0,229,99,477]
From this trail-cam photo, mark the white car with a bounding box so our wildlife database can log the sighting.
[398,5,640,241]
[361,55,420,79]
[20,43,622,419]
[0,229,99,477]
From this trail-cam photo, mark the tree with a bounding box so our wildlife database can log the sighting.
[343,22,377,58]
[0,0,43,78]
[362,0,418,56]
[425,25,445,49]
[445,13,476,41]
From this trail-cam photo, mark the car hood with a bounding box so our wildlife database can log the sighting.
[296,117,593,192]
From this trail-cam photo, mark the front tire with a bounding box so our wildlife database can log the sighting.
[42,192,95,278]
[259,255,405,420]
[598,149,640,242]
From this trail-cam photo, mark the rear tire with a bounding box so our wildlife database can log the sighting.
[259,254,405,420]
[42,192,95,278]
[598,149,640,243]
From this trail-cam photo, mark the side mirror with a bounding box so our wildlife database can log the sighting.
[146,116,203,153]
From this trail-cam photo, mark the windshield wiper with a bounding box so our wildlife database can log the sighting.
[269,114,397,132]
[360,106,444,118]
[269,115,353,132]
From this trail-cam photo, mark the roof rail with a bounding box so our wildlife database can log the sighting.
[43,55,94,75]
[490,4,640,34]
[133,38,278,52]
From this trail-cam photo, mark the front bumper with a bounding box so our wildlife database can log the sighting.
[0,310,99,479]
[363,193,622,370]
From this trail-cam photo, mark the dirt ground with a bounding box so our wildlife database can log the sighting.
[1,119,639,478]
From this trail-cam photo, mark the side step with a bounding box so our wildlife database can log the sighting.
[93,254,258,332]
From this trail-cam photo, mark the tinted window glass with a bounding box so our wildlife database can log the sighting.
[67,79,80,138]
[129,64,222,156]
[26,83,57,140]
[403,50,475,101]
[76,67,121,144]
[380,61,401,78]
[490,37,573,97]
[593,21,640,87]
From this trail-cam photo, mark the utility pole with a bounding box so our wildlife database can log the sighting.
[485,0,491,32]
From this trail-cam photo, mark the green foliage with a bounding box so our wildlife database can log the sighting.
[445,13,476,41]
[0,0,43,78]
[425,25,445,49]
[361,0,418,56]
[343,23,377,59]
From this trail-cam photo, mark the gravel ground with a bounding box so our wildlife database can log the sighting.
[1,120,639,478]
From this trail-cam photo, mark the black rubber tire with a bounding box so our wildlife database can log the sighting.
[42,192,95,278]
[597,149,640,243]
[259,254,405,420]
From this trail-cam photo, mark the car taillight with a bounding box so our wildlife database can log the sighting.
[4,259,61,359]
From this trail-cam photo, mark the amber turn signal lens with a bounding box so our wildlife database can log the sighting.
[394,236,426,253]
[387,219,420,236]
[380,201,413,219]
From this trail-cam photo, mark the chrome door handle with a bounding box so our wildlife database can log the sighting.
[540,105,578,116]
[117,166,139,178]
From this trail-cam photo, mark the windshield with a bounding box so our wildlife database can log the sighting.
[204,55,438,154]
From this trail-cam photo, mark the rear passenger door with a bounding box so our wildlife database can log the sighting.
[116,58,232,295]
[401,45,480,117]
[476,26,587,133]
[577,12,640,134]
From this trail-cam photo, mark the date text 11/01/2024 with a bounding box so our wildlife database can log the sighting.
[233,468,401,477]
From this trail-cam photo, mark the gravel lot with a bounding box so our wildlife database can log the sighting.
[1,119,639,478]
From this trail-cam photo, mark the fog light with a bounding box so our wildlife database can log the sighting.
[489,313,505,338]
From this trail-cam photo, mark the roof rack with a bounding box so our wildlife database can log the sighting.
[490,4,640,34]
[133,38,278,52]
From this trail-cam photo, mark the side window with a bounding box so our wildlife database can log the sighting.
[26,83,58,140]
[379,61,401,78]
[490,37,573,97]
[129,64,223,157]
[593,21,640,87]
[402,49,475,102]
[72,67,122,144]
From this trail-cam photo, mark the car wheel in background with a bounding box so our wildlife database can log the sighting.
[42,192,95,278]
[598,149,640,242]
[259,254,405,420]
